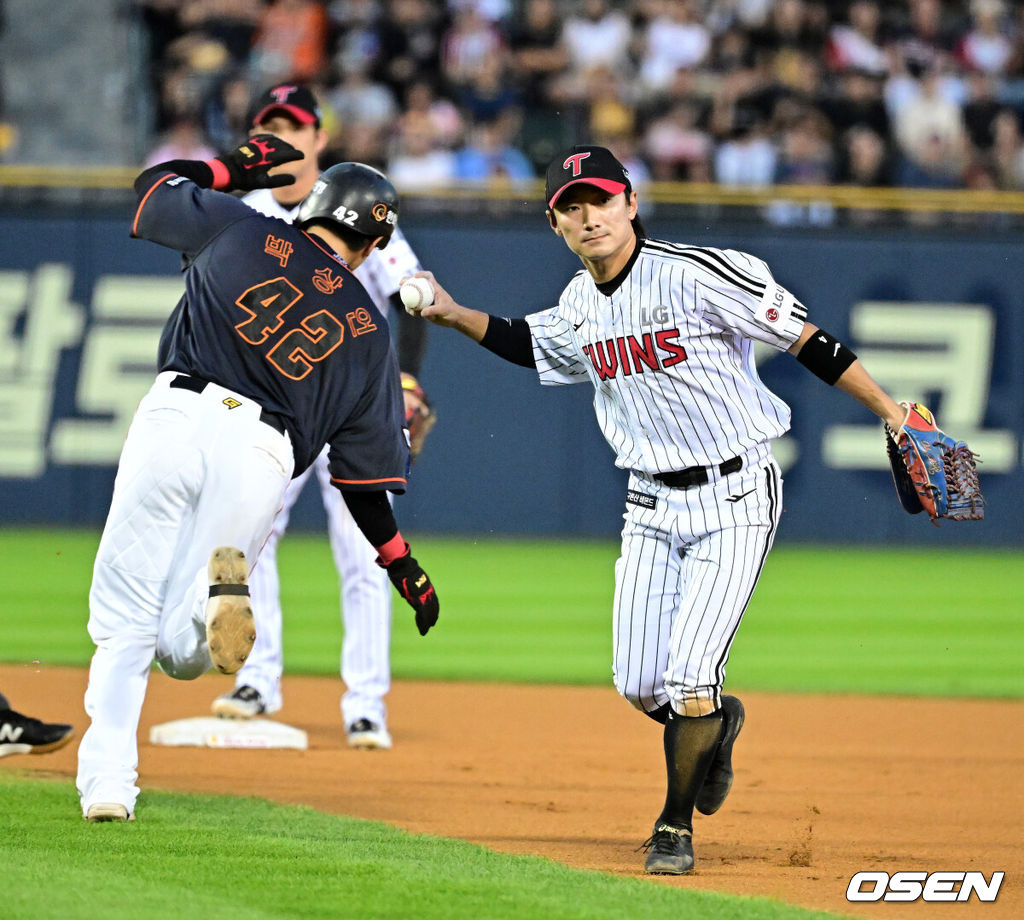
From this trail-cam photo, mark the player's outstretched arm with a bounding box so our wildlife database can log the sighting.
[403,271,535,368]
[789,322,904,429]
[409,272,490,341]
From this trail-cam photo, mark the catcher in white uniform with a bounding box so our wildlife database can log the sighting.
[411,145,915,873]
[210,85,434,750]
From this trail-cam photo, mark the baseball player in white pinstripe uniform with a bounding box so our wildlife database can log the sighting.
[410,145,907,873]
[210,85,430,750]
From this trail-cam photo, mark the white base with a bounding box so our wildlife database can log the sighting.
[149,717,308,750]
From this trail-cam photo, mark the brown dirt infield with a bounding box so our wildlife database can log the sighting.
[3,664,1021,919]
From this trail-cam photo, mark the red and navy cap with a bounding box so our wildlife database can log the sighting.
[251,84,322,128]
[544,145,631,209]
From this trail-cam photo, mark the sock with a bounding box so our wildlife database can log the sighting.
[655,708,724,831]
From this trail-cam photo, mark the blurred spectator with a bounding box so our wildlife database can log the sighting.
[154,31,234,131]
[327,120,389,167]
[889,0,958,77]
[401,76,464,147]
[585,65,637,143]
[603,132,654,190]
[892,64,969,187]
[371,0,445,96]
[643,99,713,181]
[144,115,217,166]
[127,0,1024,198]
[441,4,505,88]
[388,111,457,189]
[251,0,330,84]
[327,0,384,77]
[457,53,523,122]
[837,123,893,185]
[452,112,534,183]
[449,0,511,23]
[202,71,255,150]
[638,0,712,96]
[507,0,568,109]
[706,24,757,76]
[178,0,264,66]
[714,105,778,185]
[750,0,827,61]
[556,0,634,103]
[962,71,1004,152]
[820,66,889,141]
[990,108,1024,189]
[955,0,1014,76]
[774,107,834,184]
[705,0,777,35]
[837,124,893,225]
[328,62,399,129]
[825,0,888,76]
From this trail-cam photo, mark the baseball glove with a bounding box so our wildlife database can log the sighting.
[884,402,984,525]
[401,373,436,462]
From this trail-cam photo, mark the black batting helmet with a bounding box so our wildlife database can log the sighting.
[295,162,399,249]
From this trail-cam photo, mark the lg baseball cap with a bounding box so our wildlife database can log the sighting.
[545,145,631,209]
[251,84,322,128]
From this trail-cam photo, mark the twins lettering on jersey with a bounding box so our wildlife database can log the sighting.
[582,328,687,380]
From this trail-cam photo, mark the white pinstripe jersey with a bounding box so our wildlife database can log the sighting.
[242,188,422,316]
[525,239,807,473]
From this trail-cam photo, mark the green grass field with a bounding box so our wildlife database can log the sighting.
[2,527,1022,919]
[0,774,843,920]
[4,528,1022,698]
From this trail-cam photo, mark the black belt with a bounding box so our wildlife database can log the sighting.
[653,455,743,489]
[169,374,287,436]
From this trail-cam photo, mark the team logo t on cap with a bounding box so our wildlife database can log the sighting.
[251,84,322,128]
[545,145,631,208]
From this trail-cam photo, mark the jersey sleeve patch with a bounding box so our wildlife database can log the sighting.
[754,282,795,332]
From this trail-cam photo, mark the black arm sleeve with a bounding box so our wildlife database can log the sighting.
[134,160,215,195]
[479,316,536,368]
[340,489,399,549]
[391,292,428,376]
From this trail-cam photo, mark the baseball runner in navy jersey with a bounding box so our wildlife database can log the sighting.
[76,136,439,822]
[409,145,908,873]
[208,85,433,751]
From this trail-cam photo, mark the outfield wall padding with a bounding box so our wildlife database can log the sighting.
[0,208,1019,545]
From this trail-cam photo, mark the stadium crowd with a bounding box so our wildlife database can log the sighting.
[134,0,1024,192]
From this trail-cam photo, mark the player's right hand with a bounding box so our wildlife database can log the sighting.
[412,271,469,329]
[381,547,439,636]
[212,134,303,192]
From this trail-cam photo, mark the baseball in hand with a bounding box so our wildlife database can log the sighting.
[400,277,434,314]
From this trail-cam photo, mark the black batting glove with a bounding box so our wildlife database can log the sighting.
[379,546,439,636]
[210,134,303,192]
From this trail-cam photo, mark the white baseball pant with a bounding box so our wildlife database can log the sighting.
[77,372,293,815]
[612,444,782,718]
[233,446,393,728]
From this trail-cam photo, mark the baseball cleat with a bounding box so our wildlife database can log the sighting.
[205,546,255,675]
[85,803,134,823]
[212,685,267,719]
[641,824,694,875]
[346,719,392,750]
[0,709,74,757]
[696,694,745,816]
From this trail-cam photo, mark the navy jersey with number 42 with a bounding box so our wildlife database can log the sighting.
[132,171,408,490]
